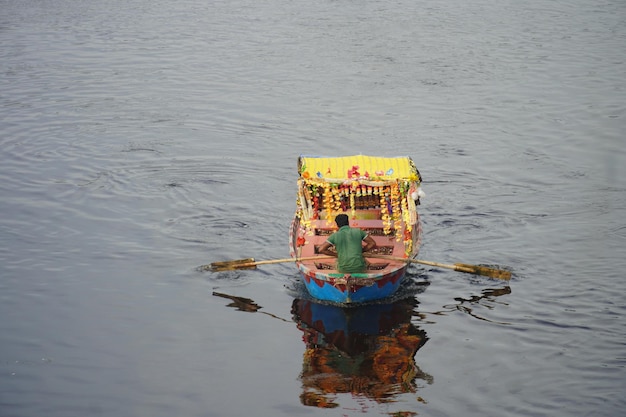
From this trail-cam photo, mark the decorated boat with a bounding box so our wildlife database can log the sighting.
[289,155,424,304]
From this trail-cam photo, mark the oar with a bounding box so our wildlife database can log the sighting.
[366,254,511,280]
[202,256,335,272]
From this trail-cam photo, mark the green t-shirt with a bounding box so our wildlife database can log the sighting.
[327,226,368,273]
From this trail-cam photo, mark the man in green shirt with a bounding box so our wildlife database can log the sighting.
[318,214,377,273]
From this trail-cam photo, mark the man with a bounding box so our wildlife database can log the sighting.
[318,214,376,273]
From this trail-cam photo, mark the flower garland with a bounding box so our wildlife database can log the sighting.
[311,185,320,220]
[332,185,342,216]
[296,180,312,231]
[350,181,360,219]
[300,177,419,248]
[404,228,413,255]
[380,186,391,235]
[350,191,356,219]
[322,183,333,225]
[401,190,413,254]
[390,182,402,241]
[402,193,412,233]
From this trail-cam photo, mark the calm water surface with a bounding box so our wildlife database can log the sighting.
[1,0,625,416]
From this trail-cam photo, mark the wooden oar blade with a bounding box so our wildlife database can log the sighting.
[454,263,511,280]
[210,263,258,272]
[210,258,255,267]
[203,258,256,272]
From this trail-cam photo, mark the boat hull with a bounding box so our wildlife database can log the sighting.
[297,264,407,304]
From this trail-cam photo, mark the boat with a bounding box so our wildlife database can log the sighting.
[289,155,424,304]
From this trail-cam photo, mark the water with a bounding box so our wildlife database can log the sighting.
[1,0,625,416]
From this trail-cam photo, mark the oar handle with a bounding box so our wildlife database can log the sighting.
[366,254,511,280]
[205,256,335,272]
[244,256,334,267]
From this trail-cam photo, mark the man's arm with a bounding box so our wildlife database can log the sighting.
[362,235,376,252]
[318,241,337,257]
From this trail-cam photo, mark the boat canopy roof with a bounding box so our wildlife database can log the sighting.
[298,155,421,184]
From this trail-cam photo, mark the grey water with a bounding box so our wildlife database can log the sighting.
[1,0,625,416]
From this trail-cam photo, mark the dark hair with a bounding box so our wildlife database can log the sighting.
[335,214,349,227]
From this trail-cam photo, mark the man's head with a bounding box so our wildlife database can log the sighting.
[335,214,349,227]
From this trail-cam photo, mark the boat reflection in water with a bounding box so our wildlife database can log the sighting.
[291,297,432,409]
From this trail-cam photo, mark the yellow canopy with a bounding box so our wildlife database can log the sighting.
[298,155,420,182]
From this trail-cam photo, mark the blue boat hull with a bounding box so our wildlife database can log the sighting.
[297,264,407,304]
